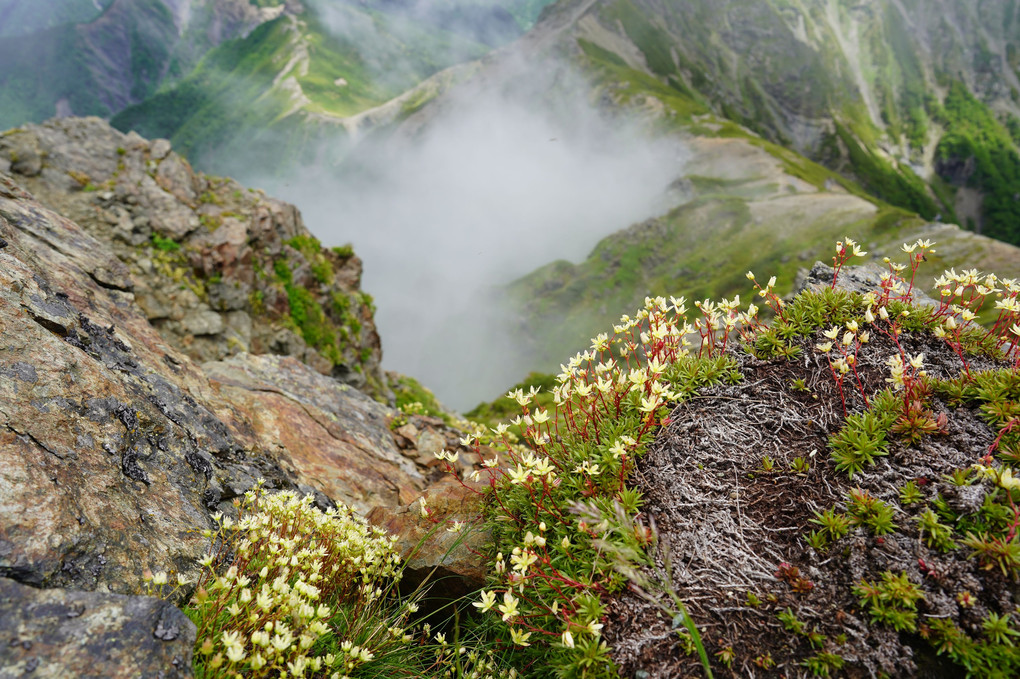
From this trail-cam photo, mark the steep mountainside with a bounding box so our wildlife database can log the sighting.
[507,140,1020,371]
[554,0,1020,243]
[110,0,556,171]
[0,0,287,129]
[61,0,1020,400]
[110,0,1020,244]
[368,0,1020,379]
[0,120,494,645]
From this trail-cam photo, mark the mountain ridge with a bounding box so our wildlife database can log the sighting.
[0,0,289,129]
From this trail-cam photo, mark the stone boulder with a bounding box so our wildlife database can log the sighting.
[0,170,425,596]
[0,577,195,679]
[794,260,938,307]
[367,479,490,599]
[202,353,422,511]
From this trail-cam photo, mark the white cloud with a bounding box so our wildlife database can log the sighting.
[253,57,688,409]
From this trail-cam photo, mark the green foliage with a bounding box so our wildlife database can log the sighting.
[285,283,341,365]
[311,259,333,286]
[754,289,863,358]
[466,372,558,430]
[961,531,1020,578]
[110,3,493,170]
[249,289,265,315]
[835,123,939,219]
[269,256,357,366]
[827,390,899,477]
[575,33,706,123]
[934,81,1020,245]
[916,508,956,552]
[600,0,677,78]
[803,652,845,677]
[199,214,222,231]
[808,507,851,551]
[846,488,897,535]
[145,482,517,679]
[928,617,1020,678]
[935,370,1020,462]
[464,296,733,678]
[853,571,924,632]
[777,608,804,634]
[285,234,322,256]
[390,373,449,423]
[273,259,292,283]
[899,480,923,505]
[151,233,181,252]
[332,243,355,258]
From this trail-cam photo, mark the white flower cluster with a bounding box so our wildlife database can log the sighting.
[189,483,407,678]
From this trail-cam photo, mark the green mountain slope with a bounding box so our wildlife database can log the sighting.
[563,0,1020,244]
[374,0,1020,380]
[0,0,287,129]
[109,0,557,171]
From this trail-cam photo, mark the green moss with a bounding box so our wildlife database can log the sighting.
[285,282,341,364]
[198,190,222,205]
[311,258,334,285]
[330,291,362,337]
[285,234,322,256]
[390,373,449,422]
[151,233,180,252]
[273,258,292,283]
[249,289,265,315]
[332,243,355,258]
[199,214,222,230]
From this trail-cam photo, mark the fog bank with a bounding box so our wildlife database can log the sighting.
[255,69,687,409]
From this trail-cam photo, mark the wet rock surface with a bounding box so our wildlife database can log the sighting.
[0,117,385,395]
[0,577,195,679]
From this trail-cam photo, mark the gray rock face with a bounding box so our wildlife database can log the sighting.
[0,577,195,679]
[201,353,424,512]
[0,169,425,594]
[0,118,481,678]
[795,261,938,307]
[0,117,386,395]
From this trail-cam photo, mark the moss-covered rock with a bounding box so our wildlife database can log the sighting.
[0,116,388,395]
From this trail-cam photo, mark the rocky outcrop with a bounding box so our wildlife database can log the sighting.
[0,577,195,679]
[201,353,422,511]
[0,116,386,394]
[368,479,490,598]
[0,164,429,596]
[0,120,500,674]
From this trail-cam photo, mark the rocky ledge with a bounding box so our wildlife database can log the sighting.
[0,122,490,677]
[0,117,384,394]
